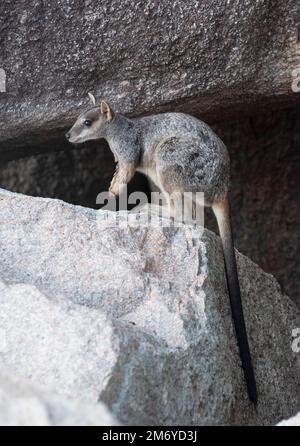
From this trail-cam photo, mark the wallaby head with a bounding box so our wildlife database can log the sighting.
[66,93,114,143]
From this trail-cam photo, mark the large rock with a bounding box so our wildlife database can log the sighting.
[0,189,299,425]
[0,371,119,426]
[0,0,299,155]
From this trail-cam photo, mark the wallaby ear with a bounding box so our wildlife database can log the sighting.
[88,92,96,106]
[100,100,114,122]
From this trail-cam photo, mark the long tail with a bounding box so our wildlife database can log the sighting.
[213,195,258,404]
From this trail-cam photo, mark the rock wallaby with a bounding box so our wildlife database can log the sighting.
[66,94,258,404]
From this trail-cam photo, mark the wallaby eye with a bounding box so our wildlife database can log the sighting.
[84,119,92,127]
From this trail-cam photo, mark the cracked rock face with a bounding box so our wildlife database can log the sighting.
[0,189,299,426]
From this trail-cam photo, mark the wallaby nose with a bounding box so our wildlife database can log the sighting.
[65,132,70,140]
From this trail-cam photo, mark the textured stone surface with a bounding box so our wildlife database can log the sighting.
[0,371,119,426]
[0,0,300,154]
[0,189,299,426]
[277,412,300,426]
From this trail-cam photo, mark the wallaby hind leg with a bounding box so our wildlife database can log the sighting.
[213,196,258,404]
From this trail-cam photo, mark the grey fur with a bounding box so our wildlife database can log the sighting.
[66,102,257,404]
[67,108,229,204]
